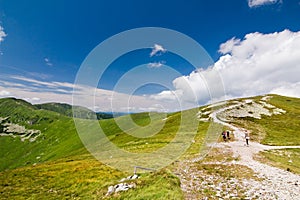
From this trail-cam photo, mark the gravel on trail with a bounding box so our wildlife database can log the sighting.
[177,97,300,199]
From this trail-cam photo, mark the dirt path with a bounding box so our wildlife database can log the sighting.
[177,104,300,199]
[211,109,300,199]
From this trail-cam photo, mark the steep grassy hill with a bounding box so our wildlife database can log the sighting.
[0,98,87,171]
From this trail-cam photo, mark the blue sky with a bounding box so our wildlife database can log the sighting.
[0,0,300,112]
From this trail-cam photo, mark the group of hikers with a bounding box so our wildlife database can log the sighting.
[221,130,231,142]
[221,129,250,146]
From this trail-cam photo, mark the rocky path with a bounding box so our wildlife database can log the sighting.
[214,106,300,199]
[224,129,300,199]
[178,101,300,199]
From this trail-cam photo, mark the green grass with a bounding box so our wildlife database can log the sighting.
[129,112,152,126]
[1,95,299,199]
[98,108,215,155]
[0,98,209,199]
[255,148,300,175]
[0,154,183,199]
[107,170,183,200]
[259,95,300,145]
[0,117,88,171]
[231,95,300,145]
[0,155,125,199]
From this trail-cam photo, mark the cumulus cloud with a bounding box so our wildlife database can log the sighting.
[151,29,300,106]
[219,38,241,54]
[148,68,223,110]
[2,30,299,112]
[270,82,300,98]
[150,44,167,57]
[150,90,179,102]
[248,0,282,8]
[213,29,300,98]
[0,25,7,42]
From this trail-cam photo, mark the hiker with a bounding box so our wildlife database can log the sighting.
[226,130,230,140]
[245,130,250,146]
[222,131,227,142]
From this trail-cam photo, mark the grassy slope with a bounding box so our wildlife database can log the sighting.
[255,148,300,175]
[229,95,300,175]
[230,94,300,145]
[0,98,88,171]
[255,95,300,173]
[35,102,113,119]
[0,98,215,171]
[0,157,183,200]
[260,95,300,145]
[1,95,299,199]
[98,109,213,156]
[0,155,124,200]
[0,98,202,199]
[108,170,183,200]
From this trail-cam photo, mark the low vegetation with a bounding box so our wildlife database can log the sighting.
[106,170,183,200]
[0,94,299,199]
[0,155,124,199]
[230,95,300,146]
[255,148,300,175]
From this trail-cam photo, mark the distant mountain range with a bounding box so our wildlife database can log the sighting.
[35,101,129,119]
[0,97,114,120]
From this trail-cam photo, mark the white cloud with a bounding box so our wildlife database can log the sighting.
[151,29,300,106]
[213,29,300,98]
[31,97,41,101]
[147,61,165,68]
[270,82,300,98]
[219,38,241,54]
[0,25,7,42]
[0,90,11,96]
[44,57,53,66]
[0,75,181,112]
[9,76,75,91]
[248,0,281,8]
[150,90,179,101]
[150,44,167,57]
[2,30,299,112]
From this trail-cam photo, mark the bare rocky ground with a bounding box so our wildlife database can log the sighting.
[176,96,300,199]
[0,117,41,142]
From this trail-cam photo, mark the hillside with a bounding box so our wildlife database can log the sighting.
[0,95,299,199]
[36,102,113,120]
[185,94,300,199]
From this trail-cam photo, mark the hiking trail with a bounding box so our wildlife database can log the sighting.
[177,97,300,199]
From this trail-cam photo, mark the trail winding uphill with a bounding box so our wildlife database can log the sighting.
[212,109,300,199]
[178,96,300,199]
